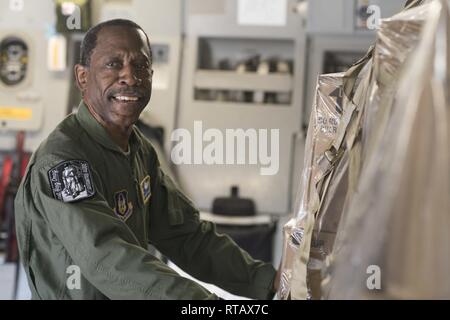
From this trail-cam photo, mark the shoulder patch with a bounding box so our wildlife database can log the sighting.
[48,160,95,203]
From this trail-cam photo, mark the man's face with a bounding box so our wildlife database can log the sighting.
[75,26,153,128]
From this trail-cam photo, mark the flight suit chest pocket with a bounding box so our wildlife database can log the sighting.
[167,193,184,226]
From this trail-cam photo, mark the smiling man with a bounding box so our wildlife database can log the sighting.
[14,19,279,300]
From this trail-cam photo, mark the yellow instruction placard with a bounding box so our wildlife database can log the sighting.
[0,107,33,120]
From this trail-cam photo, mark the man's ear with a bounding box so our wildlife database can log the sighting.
[74,64,89,94]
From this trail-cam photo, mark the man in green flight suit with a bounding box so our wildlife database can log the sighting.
[14,19,279,300]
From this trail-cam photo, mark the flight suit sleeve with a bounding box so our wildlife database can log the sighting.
[148,165,277,300]
[30,155,217,300]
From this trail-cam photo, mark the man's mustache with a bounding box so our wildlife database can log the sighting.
[108,88,148,98]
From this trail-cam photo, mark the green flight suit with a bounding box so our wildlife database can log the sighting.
[14,101,276,300]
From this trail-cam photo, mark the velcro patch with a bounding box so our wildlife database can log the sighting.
[113,190,133,221]
[48,160,95,203]
[140,175,151,204]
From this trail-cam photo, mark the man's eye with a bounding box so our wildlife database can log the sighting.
[106,61,120,68]
[136,63,148,70]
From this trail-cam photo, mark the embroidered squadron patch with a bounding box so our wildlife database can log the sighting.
[48,160,95,203]
[140,175,151,204]
[113,190,133,221]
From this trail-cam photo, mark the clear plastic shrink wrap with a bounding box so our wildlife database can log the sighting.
[279,73,345,300]
[326,0,450,299]
[279,0,450,299]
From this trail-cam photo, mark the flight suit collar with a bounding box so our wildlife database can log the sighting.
[76,101,142,156]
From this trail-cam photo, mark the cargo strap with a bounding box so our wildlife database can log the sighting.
[0,156,13,225]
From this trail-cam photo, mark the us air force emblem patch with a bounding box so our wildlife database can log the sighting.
[113,190,133,221]
[140,175,151,204]
[48,160,95,203]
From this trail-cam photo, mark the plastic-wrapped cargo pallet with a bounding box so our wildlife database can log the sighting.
[278,72,346,300]
[278,0,450,299]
